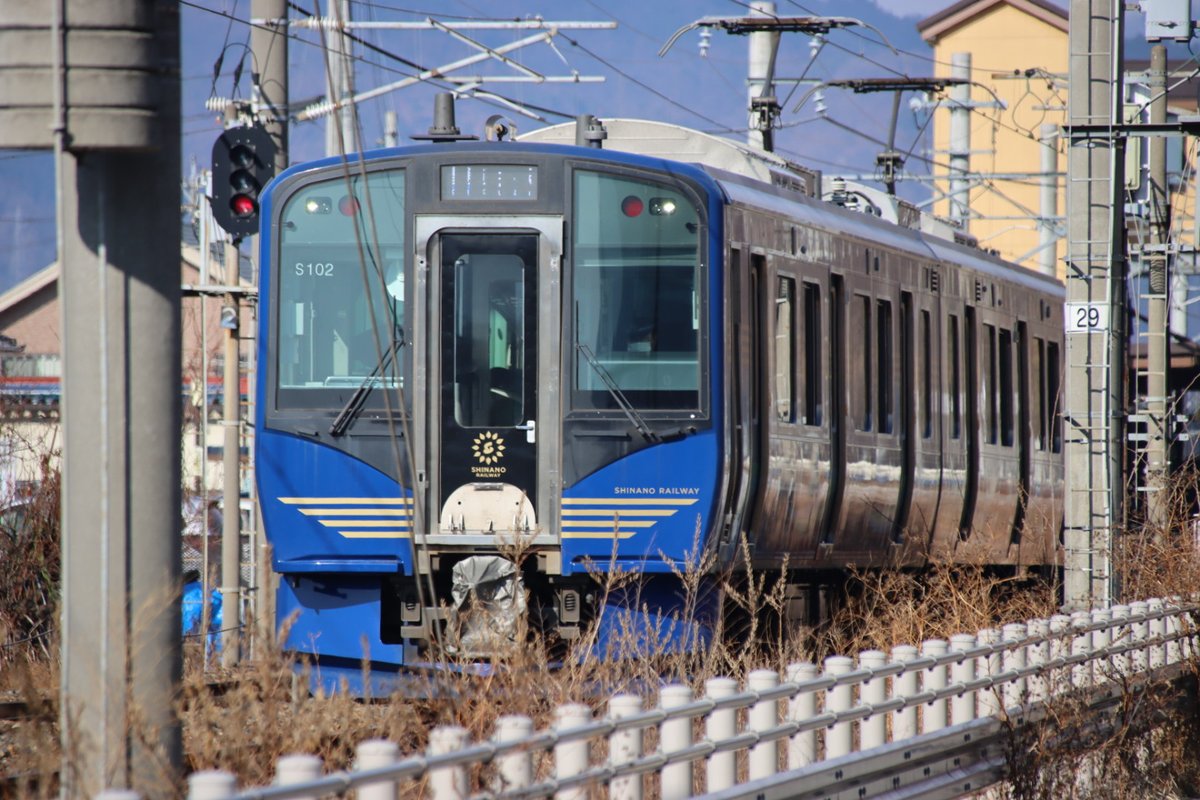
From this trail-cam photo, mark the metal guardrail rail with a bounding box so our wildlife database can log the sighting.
[90,598,1198,800]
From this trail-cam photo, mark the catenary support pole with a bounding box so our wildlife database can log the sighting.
[58,3,183,794]
[221,264,241,666]
[1064,0,1126,609]
[251,0,288,655]
[1145,44,1171,531]
[948,52,971,227]
[1040,123,1059,277]
[747,1,779,151]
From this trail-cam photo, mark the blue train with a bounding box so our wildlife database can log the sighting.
[256,114,1064,684]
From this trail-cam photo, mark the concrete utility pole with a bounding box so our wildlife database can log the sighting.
[222,242,242,667]
[325,0,358,156]
[1144,44,1171,530]
[747,1,780,152]
[1039,122,1059,277]
[252,0,289,175]
[948,53,972,226]
[0,0,185,793]
[248,0,289,657]
[1064,0,1126,609]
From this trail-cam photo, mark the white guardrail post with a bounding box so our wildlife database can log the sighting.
[1049,615,1071,696]
[428,726,469,800]
[1165,599,1183,664]
[859,650,888,749]
[1070,611,1093,688]
[824,656,855,759]
[786,662,819,769]
[356,740,399,800]
[1111,604,1131,678]
[187,770,237,799]
[922,639,948,733]
[609,694,644,800]
[1129,601,1150,674]
[705,676,739,792]
[276,753,322,786]
[1001,623,1027,711]
[1148,598,1167,670]
[747,669,779,780]
[891,645,919,738]
[1089,608,1112,686]
[494,715,534,794]
[659,684,694,800]
[554,703,592,800]
[1026,619,1050,702]
[949,634,976,725]
[975,628,1001,717]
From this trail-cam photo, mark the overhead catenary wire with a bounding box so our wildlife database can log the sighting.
[182,0,579,123]
[561,33,740,134]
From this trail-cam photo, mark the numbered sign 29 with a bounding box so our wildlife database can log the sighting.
[1065,302,1109,334]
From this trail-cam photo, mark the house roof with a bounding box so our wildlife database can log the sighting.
[0,245,235,319]
[0,263,58,314]
[918,0,1068,44]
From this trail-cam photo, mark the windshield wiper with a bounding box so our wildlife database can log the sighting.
[329,327,405,437]
[575,343,663,442]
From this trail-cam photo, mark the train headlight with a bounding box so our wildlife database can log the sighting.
[649,197,677,216]
[304,197,332,214]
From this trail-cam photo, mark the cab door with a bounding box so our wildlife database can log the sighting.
[414,217,561,540]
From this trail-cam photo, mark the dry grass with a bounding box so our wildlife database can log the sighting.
[817,560,1057,658]
[8,455,1200,796]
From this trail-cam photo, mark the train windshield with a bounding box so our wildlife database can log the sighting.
[572,170,703,412]
[274,170,406,409]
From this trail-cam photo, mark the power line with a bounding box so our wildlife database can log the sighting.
[562,33,739,134]
[182,0,577,122]
[582,0,745,103]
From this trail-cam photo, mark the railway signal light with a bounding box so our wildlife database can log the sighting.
[211,125,276,237]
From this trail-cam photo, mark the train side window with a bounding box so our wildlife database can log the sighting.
[803,282,822,425]
[853,294,872,431]
[775,276,795,422]
[949,314,961,439]
[999,327,1014,447]
[1035,337,1047,451]
[984,324,998,445]
[1047,340,1062,453]
[921,309,932,439]
[877,299,893,434]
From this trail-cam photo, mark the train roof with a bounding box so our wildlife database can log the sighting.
[521,118,1063,299]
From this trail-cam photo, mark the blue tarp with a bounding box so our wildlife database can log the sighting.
[182,581,223,650]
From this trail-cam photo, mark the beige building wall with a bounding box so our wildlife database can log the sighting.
[922,1,1069,278]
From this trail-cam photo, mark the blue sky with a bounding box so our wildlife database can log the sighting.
[0,0,1170,294]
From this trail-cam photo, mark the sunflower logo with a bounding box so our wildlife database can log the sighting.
[472,431,506,465]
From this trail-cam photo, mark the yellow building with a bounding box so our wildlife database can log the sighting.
[918,0,1069,278]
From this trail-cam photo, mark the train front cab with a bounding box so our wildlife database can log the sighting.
[257,147,726,680]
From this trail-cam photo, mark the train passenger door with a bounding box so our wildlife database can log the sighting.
[414,217,562,539]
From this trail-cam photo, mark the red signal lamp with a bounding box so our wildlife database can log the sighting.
[621,195,643,217]
[231,195,256,218]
